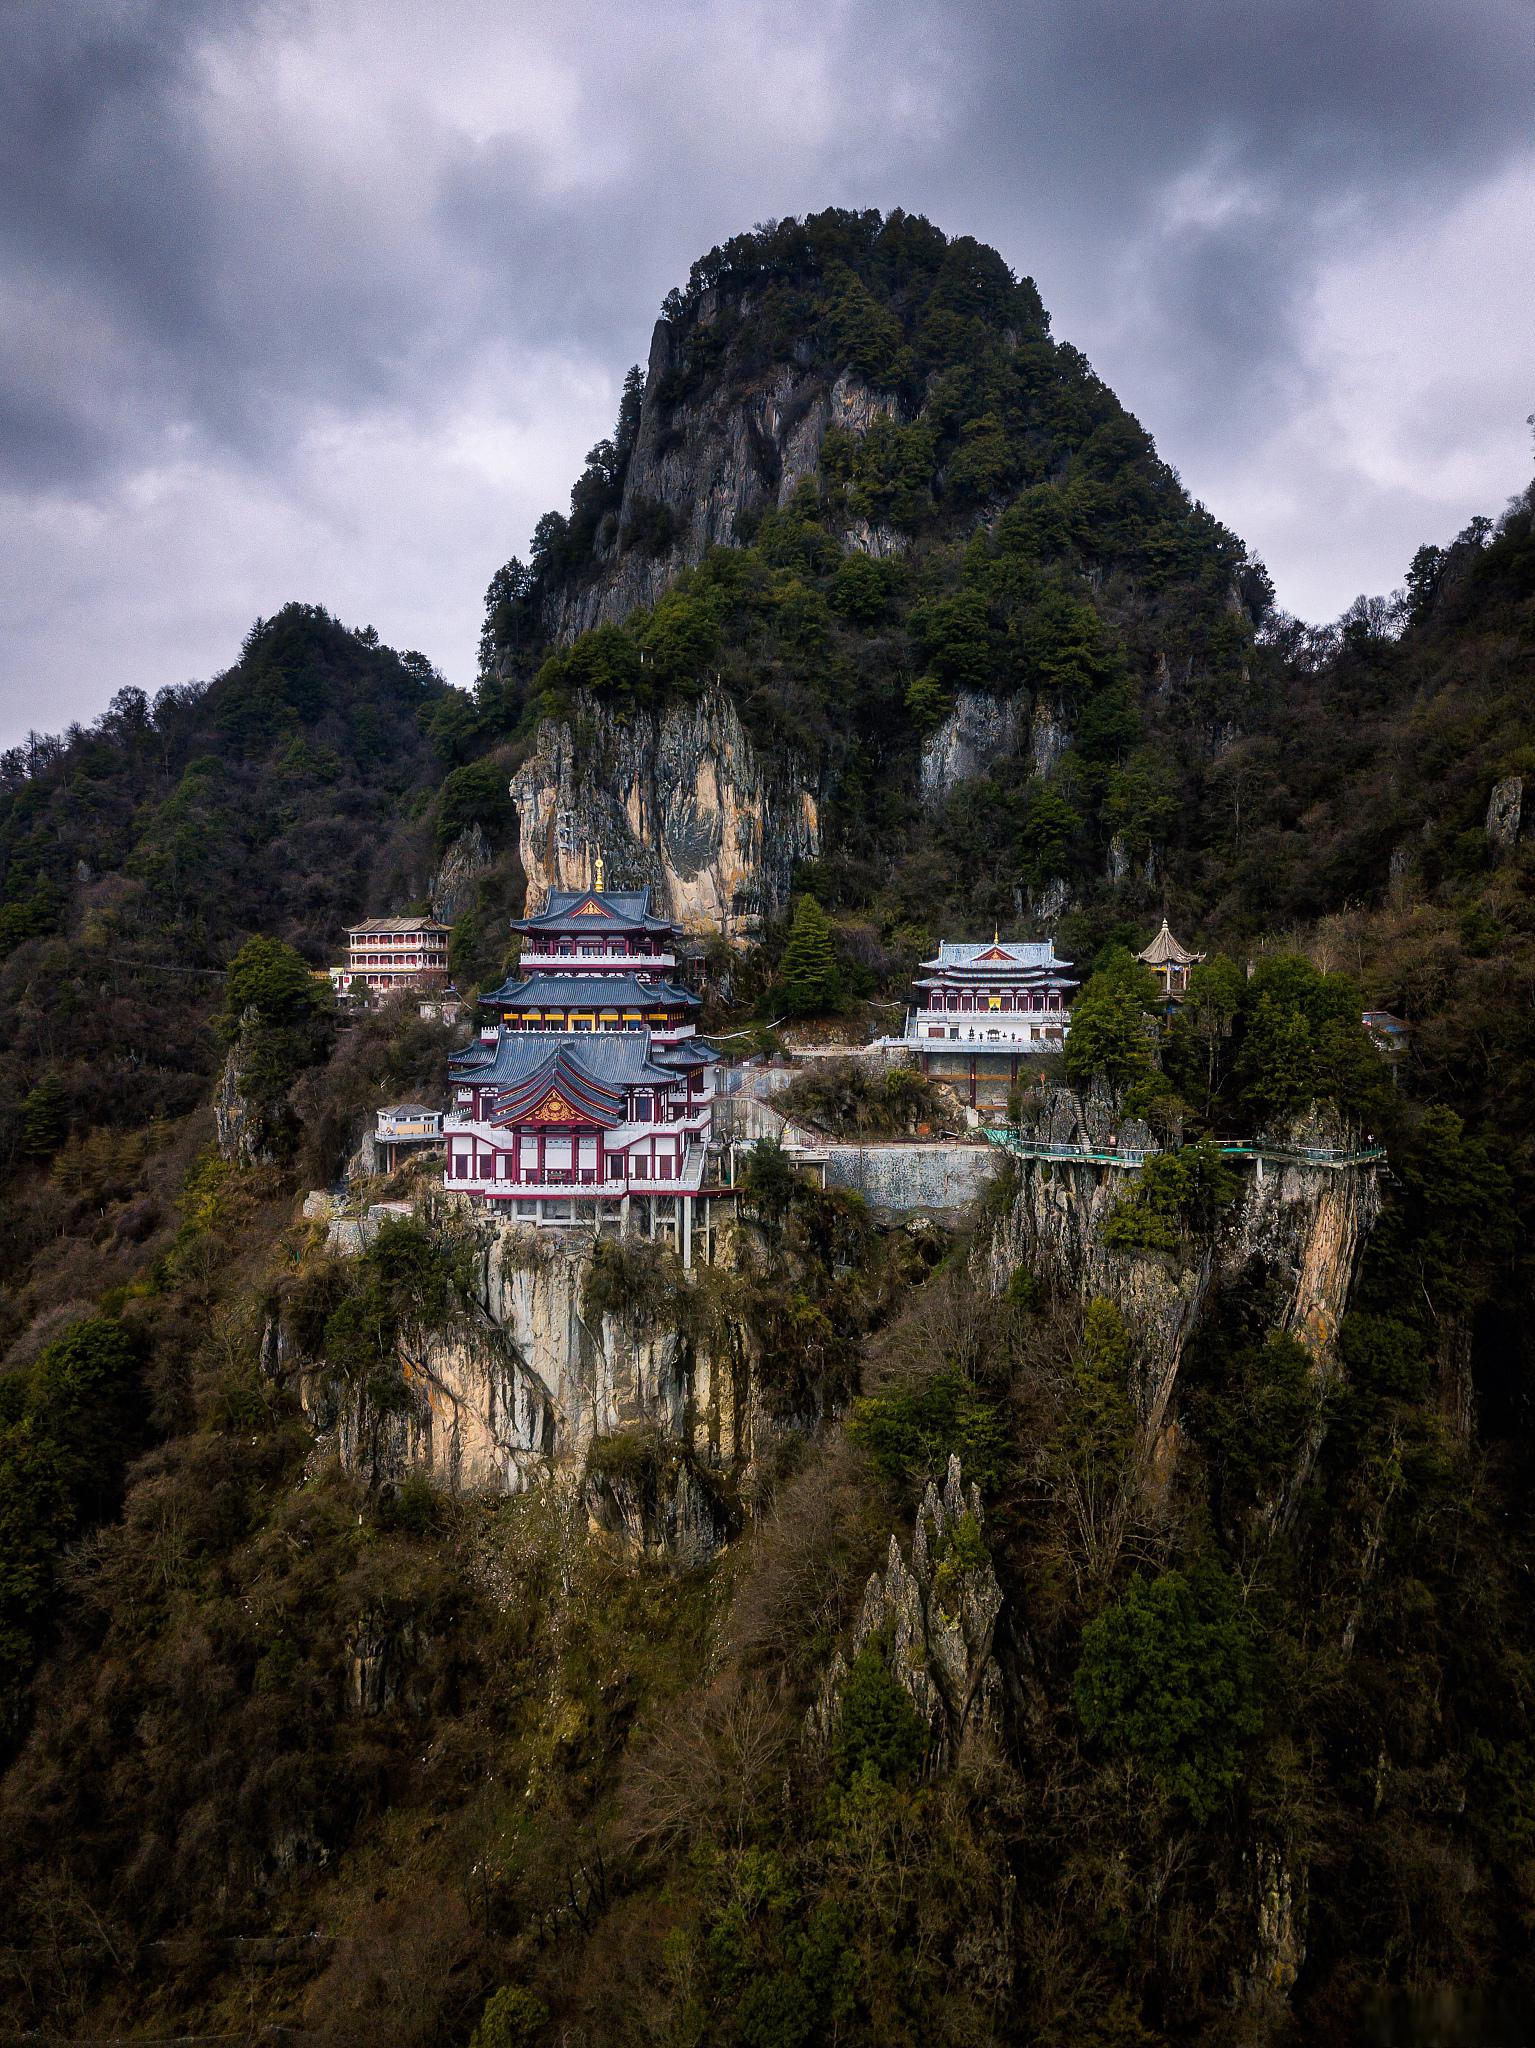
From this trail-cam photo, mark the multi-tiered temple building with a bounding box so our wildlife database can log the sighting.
[902,935,1076,1107]
[443,883,723,1263]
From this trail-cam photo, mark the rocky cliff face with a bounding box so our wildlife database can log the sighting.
[544,309,902,642]
[983,1094,1381,1445]
[302,1203,750,1555]
[919,690,1025,807]
[430,822,496,922]
[213,1044,280,1168]
[510,685,819,937]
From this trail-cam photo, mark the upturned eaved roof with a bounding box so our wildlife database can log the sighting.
[511,887,675,936]
[346,914,451,936]
[449,1028,678,1090]
[651,1037,719,1069]
[917,940,1073,973]
[475,971,700,1011]
[1137,919,1203,968]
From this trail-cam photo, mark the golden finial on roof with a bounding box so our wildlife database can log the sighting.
[993,925,999,946]
[594,848,605,891]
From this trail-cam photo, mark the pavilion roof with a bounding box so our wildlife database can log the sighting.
[511,887,675,937]
[449,1027,676,1090]
[1137,919,1203,968]
[476,971,700,1010]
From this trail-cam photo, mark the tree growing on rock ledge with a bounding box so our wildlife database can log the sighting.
[215,934,333,1165]
[775,893,842,1016]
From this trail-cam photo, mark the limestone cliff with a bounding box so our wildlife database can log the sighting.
[919,689,1025,807]
[983,1095,1382,1445]
[544,305,902,642]
[300,1203,751,1555]
[809,1454,1003,1775]
[429,822,496,923]
[510,685,819,938]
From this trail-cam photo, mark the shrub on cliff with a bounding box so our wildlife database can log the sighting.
[1102,1136,1239,1254]
[1074,1559,1262,1822]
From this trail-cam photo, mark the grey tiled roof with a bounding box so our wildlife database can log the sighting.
[919,940,1069,970]
[449,1028,677,1087]
[478,972,699,1009]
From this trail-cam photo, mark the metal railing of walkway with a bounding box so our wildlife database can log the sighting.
[981,1130,1386,1171]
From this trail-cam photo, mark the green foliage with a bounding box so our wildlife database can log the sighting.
[775,895,842,1016]
[219,933,328,1044]
[0,1317,140,1738]
[1162,954,1245,1118]
[902,674,950,733]
[469,1985,548,2048]
[1102,1136,1239,1254]
[1065,1297,1137,1476]
[823,263,904,385]
[1360,1106,1515,1330]
[834,1645,927,1785]
[850,1367,1007,1493]
[17,1073,67,1159]
[1231,954,1387,1132]
[1075,1561,1262,1821]
[737,1137,806,1235]
[1196,1331,1317,1522]
[1016,785,1082,887]
[1063,959,1161,1093]
[436,756,515,850]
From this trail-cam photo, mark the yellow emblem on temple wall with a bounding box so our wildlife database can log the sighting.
[531,1089,579,1122]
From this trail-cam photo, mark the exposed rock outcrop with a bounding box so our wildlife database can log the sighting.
[984,1094,1381,1444]
[810,1454,1003,1774]
[543,310,903,642]
[510,686,819,938]
[1029,695,1072,779]
[430,822,495,922]
[1485,773,1523,852]
[919,689,1025,806]
[583,1434,736,1567]
[302,1209,750,1544]
[1242,1839,1306,2007]
[214,1046,278,1168]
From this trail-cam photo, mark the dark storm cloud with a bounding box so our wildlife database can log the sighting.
[0,0,1530,737]
[4,0,1528,484]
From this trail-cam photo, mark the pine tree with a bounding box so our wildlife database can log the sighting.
[776,895,842,1017]
[18,1074,67,1160]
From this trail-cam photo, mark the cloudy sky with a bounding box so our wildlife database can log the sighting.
[2,0,1531,744]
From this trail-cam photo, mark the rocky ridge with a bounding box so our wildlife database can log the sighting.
[545,308,903,642]
[810,1453,1003,1775]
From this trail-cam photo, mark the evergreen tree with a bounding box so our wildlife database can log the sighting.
[1062,962,1160,1094]
[17,1074,67,1160]
[776,895,842,1016]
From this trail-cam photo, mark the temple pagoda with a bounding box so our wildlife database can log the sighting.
[474,885,701,1045]
[1137,919,1204,1003]
[901,934,1076,1106]
[443,877,721,1263]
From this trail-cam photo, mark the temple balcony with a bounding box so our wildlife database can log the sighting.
[904,1010,1068,1044]
[518,948,677,973]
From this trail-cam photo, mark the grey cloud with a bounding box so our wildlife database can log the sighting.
[0,0,1530,737]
